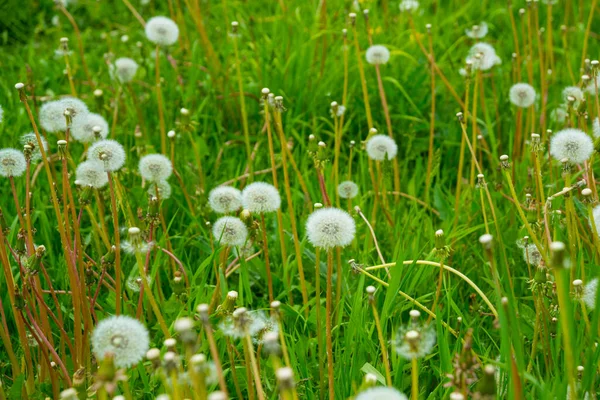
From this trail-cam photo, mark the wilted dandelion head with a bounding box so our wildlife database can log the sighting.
[242,182,281,213]
[355,387,408,400]
[466,42,501,71]
[306,207,356,250]
[509,83,536,108]
[562,86,584,107]
[549,128,593,164]
[366,45,390,65]
[20,133,48,162]
[88,139,126,171]
[91,315,149,368]
[212,216,248,247]
[399,0,419,12]
[366,134,398,161]
[71,113,109,143]
[147,180,172,199]
[139,154,173,182]
[75,161,108,189]
[121,239,154,255]
[395,324,436,360]
[209,186,243,214]
[551,106,568,123]
[337,181,359,199]
[583,278,598,310]
[465,22,489,39]
[113,57,139,83]
[0,149,26,177]
[145,16,179,46]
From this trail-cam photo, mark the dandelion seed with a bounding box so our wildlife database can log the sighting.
[399,0,419,12]
[583,278,598,310]
[39,98,88,133]
[563,86,585,107]
[212,216,248,247]
[549,128,593,164]
[147,180,172,199]
[337,180,359,199]
[366,134,398,161]
[465,22,489,39]
[71,113,109,143]
[355,387,408,400]
[91,315,149,368]
[139,154,173,182]
[0,149,26,177]
[466,42,501,71]
[242,182,281,213]
[509,83,536,108]
[112,57,139,83]
[20,133,48,162]
[306,207,356,250]
[209,186,243,214]
[75,161,108,189]
[145,16,179,46]
[88,139,126,171]
[366,45,391,65]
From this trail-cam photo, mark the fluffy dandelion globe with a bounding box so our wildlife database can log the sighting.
[583,278,598,310]
[395,326,436,359]
[71,113,109,143]
[509,83,536,108]
[212,216,248,247]
[88,139,126,171]
[399,0,419,12]
[306,207,356,250]
[147,180,172,199]
[549,128,594,164]
[355,387,408,400]
[366,134,398,161]
[337,181,359,199]
[113,57,139,83]
[366,45,390,65]
[91,315,149,368]
[20,133,48,162]
[209,186,243,214]
[466,42,501,71]
[75,161,108,189]
[562,86,585,107]
[57,97,88,119]
[242,182,281,213]
[145,16,180,46]
[0,149,27,177]
[39,98,88,133]
[139,154,173,182]
[522,244,542,267]
[465,22,489,39]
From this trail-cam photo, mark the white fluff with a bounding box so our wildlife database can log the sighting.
[583,278,598,310]
[213,216,248,247]
[399,0,419,12]
[71,113,109,143]
[91,315,149,368]
[305,207,356,250]
[139,154,173,182]
[209,186,243,214]
[509,83,536,108]
[562,86,585,107]
[366,45,390,65]
[75,161,108,188]
[113,57,139,83]
[549,128,594,164]
[20,133,48,162]
[145,16,179,46]
[593,118,600,139]
[466,42,501,71]
[147,180,172,199]
[88,139,126,172]
[242,182,281,213]
[0,149,27,177]
[465,22,489,39]
[366,134,398,161]
[39,98,88,133]
[356,387,408,400]
[337,181,359,199]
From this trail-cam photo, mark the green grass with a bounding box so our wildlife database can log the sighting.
[0,0,599,399]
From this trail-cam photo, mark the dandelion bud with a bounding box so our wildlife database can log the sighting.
[218,290,238,315]
[231,20,239,34]
[164,338,177,352]
[434,229,445,249]
[582,188,592,197]
[276,367,295,391]
[409,310,421,324]
[549,241,567,268]
[15,82,25,90]
[167,130,175,139]
[456,112,464,123]
[479,233,493,249]
[240,209,251,221]
[349,12,357,25]
[274,95,285,112]
[573,279,583,298]
[94,89,103,97]
[196,303,210,322]
[261,87,270,98]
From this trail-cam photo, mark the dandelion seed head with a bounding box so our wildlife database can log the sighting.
[20,133,48,162]
[39,98,88,133]
[0,149,26,177]
[212,216,248,247]
[250,311,279,345]
[509,83,536,108]
[219,308,267,339]
[71,113,109,143]
[395,325,436,360]
[242,182,281,213]
[145,16,179,46]
[112,57,139,83]
[549,128,593,164]
[75,161,108,189]
[147,180,172,199]
[209,186,243,214]
[355,387,408,400]
[465,22,489,39]
[522,244,542,267]
[91,315,149,368]
[139,154,173,182]
[366,45,390,65]
[126,275,152,292]
[366,134,398,161]
[563,86,585,107]
[466,42,501,71]
[399,0,419,12]
[583,278,598,310]
[337,181,359,199]
[88,139,126,171]
[121,240,154,255]
[306,207,356,250]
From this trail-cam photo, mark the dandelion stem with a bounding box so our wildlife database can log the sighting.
[411,358,418,400]
[325,250,335,400]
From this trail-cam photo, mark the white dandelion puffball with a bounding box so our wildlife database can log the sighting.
[242,182,281,213]
[366,134,398,161]
[562,86,585,107]
[522,244,542,267]
[593,118,600,139]
[306,207,356,250]
[20,133,48,162]
[139,154,173,182]
[466,42,501,71]
[509,83,536,108]
[465,22,489,39]
[145,16,179,46]
[209,186,243,214]
[76,161,108,189]
[147,180,172,199]
[0,149,27,177]
[583,278,598,310]
[212,216,248,247]
[399,0,419,12]
[91,315,149,368]
[366,45,390,65]
[39,98,88,133]
[113,57,139,83]
[549,128,594,164]
[395,327,436,360]
[337,181,359,199]
[88,139,126,171]
[71,113,109,143]
[356,387,408,400]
